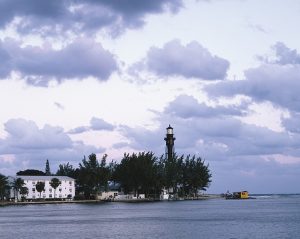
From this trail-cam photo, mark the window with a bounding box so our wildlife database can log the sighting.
[69,181,72,186]
[69,188,72,192]
[43,195,46,198]
[32,195,35,199]
[59,188,62,192]
[59,195,62,198]
[49,189,52,192]
[49,194,52,198]
[32,181,36,185]
[32,188,35,192]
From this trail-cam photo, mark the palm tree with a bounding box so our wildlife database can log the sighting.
[0,174,10,201]
[12,178,25,202]
[20,187,29,201]
[36,181,45,199]
[50,178,61,199]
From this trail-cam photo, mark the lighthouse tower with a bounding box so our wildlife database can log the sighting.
[164,125,176,161]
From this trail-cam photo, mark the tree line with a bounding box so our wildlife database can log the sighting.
[0,151,211,201]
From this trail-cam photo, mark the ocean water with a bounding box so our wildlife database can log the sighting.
[0,195,300,239]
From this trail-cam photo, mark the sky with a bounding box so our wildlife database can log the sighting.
[0,0,300,194]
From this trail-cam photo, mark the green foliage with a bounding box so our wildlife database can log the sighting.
[17,169,45,176]
[20,187,29,200]
[113,152,164,197]
[76,154,111,199]
[164,154,184,194]
[56,162,76,177]
[180,155,212,196]
[54,151,211,200]
[36,181,45,199]
[112,152,211,198]
[13,178,25,201]
[0,174,10,201]
[50,178,61,198]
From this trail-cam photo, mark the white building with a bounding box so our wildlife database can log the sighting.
[12,176,75,200]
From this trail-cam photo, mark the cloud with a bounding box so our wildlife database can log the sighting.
[118,111,300,192]
[0,118,105,174]
[206,63,300,112]
[118,125,164,153]
[68,126,90,135]
[134,40,229,80]
[247,23,267,34]
[0,0,184,36]
[0,38,117,85]
[90,117,115,131]
[205,43,300,113]
[282,112,300,134]
[0,41,11,78]
[68,117,115,134]
[112,142,130,149]
[1,118,72,152]
[54,102,65,110]
[117,94,300,160]
[164,94,248,118]
[272,42,300,65]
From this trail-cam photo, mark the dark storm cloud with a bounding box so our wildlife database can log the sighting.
[138,40,229,80]
[0,118,105,174]
[164,94,248,118]
[0,38,117,84]
[0,0,184,35]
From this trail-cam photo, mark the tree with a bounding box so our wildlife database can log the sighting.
[164,154,184,197]
[17,169,45,176]
[77,154,99,199]
[77,154,111,199]
[50,178,61,199]
[12,178,25,201]
[20,187,29,201]
[36,181,45,199]
[0,174,10,201]
[113,152,162,197]
[56,162,76,178]
[45,159,51,176]
[177,155,211,197]
[99,154,110,192]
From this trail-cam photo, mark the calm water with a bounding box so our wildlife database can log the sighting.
[1,195,300,239]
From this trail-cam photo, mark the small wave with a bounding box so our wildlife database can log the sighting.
[251,194,300,199]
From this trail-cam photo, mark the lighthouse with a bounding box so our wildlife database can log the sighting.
[164,125,176,161]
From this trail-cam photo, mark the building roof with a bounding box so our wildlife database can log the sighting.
[16,176,75,181]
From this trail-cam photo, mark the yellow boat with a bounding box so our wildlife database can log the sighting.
[225,191,250,199]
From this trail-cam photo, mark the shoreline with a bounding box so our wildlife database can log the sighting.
[0,194,221,207]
